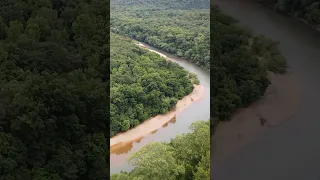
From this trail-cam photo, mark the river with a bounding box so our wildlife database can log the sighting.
[110,42,210,174]
[212,0,320,179]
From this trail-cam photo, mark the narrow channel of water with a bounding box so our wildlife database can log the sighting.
[110,42,210,174]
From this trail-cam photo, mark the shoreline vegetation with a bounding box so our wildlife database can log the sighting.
[111,120,210,180]
[110,33,198,137]
[211,0,315,164]
[111,0,210,70]
[256,0,320,31]
[110,115,176,155]
[110,37,207,179]
[110,0,210,179]
[211,5,287,135]
[110,0,209,139]
[212,70,302,164]
[110,84,204,147]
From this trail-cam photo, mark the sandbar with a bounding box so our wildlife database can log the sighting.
[110,84,204,147]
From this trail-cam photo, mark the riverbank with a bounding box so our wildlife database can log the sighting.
[110,117,176,155]
[256,0,320,32]
[212,0,320,179]
[111,39,210,174]
[110,84,204,148]
[110,41,205,148]
[137,42,167,58]
[212,70,302,164]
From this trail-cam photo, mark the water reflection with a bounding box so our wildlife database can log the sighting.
[162,116,177,128]
[110,116,177,155]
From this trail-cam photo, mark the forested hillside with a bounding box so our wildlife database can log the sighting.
[110,0,210,70]
[257,0,320,27]
[110,33,194,136]
[0,0,109,179]
[211,5,287,133]
[111,120,210,180]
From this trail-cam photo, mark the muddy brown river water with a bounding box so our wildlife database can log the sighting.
[212,0,320,179]
[110,42,210,174]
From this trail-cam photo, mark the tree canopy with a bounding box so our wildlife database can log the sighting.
[211,5,287,133]
[110,1,206,179]
[110,0,210,70]
[110,33,194,136]
[258,0,320,27]
[0,0,109,179]
[111,120,210,180]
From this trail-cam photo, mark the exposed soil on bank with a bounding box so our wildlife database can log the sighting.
[110,42,205,151]
[110,41,209,174]
[137,42,167,58]
[110,117,177,155]
[110,84,205,149]
[212,70,302,164]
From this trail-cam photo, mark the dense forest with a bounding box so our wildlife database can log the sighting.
[211,5,287,133]
[110,33,194,136]
[0,0,109,179]
[110,0,210,70]
[110,0,209,9]
[111,120,210,180]
[257,0,320,27]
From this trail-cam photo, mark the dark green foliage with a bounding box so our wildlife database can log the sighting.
[111,120,210,180]
[211,5,287,132]
[0,0,109,179]
[110,0,210,70]
[258,0,320,26]
[110,33,194,136]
